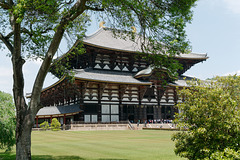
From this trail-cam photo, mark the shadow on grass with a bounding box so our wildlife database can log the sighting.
[0,153,127,160]
[0,153,84,160]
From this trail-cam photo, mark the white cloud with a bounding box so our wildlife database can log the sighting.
[197,0,240,14]
[223,70,240,76]
[223,0,240,14]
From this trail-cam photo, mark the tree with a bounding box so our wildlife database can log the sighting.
[0,91,15,152]
[172,75,240,160]
[0,0,197,159]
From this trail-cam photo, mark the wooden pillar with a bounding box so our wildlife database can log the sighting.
[134,106,138,123]
[119,105,124,121]
[171,106,174,119]
[139,105,144,122]
[153,106,158,120]
[119,84,122,122]
[159,106,162,120]
[138,86,142,106]
[64,114,66,125]
[119,84,127,122]
[165,88,169,103]
[98,83,104,122]
[50,115,53,123]
[64,82,66,106]
[164,106,167,119]
[143,106,147,122]
[174,88,178,105]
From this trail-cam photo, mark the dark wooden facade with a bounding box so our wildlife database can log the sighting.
[40,77,179,123]
[38,28,207,124]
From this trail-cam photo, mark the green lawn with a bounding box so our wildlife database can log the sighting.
[0,130,185,160]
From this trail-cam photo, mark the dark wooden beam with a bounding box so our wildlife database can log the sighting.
[138,86,148,105]
[119,84,128,103]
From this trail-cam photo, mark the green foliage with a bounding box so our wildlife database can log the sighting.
[0,0,197,74]
[0,91,16,152]
[39,121,49,131]
[50,118,61,131]
[172,75,240,160]
[205,148,240,160]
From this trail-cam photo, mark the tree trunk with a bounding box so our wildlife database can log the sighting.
[13,61,35,160]
[10,12,35,160]
[13,81,35,160]
[9,2,88,159]
[15,116,33,160]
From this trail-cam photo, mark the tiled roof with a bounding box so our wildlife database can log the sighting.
[83,28,142,53]
[37,104,82,116]
[74,68,152,85]
[177,52,208,60]
[169,76,198,87]
[83,28,208,59]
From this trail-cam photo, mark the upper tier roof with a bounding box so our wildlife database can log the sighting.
[83,27,208,60]
[83,28,142,53]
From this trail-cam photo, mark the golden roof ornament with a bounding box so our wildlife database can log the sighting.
[99,21,106,28]
[131,26,136,33]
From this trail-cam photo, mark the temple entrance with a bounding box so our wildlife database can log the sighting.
[84,104,99,123]
[147,115,154,122]
[128,115,134,123]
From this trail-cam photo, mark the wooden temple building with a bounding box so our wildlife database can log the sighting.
[34,25,208,126]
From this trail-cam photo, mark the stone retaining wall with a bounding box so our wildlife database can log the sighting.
[70,123,130,131]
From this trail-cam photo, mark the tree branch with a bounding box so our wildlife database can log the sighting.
[30,0,87,113]
[65,0,74,5]
[67,0,88,22]
[5,31,14,39]
[0,0,11,9]
[5,28,31,40]
[85,5,104,11]
[5,27,53,40]
[0,32,13,53]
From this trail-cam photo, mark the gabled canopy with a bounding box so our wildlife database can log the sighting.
[37,104,82,117]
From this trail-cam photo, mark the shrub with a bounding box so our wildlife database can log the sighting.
[51,118,61,131]
[39,121,49,131]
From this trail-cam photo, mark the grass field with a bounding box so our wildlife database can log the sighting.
[0,130,185,160]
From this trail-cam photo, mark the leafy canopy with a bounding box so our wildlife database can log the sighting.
[172,75,240,160]
[0,91,16,152]
[0,0,197,73]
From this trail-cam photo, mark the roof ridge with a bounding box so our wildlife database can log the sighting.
[84,27,105,40]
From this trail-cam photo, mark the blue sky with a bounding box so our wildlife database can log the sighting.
[184,0,240,78]
[1,0,240,94]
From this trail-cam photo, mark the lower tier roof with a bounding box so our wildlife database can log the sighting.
[74,68,152,85]
[41,69,193,94]
[37,104,82,117]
